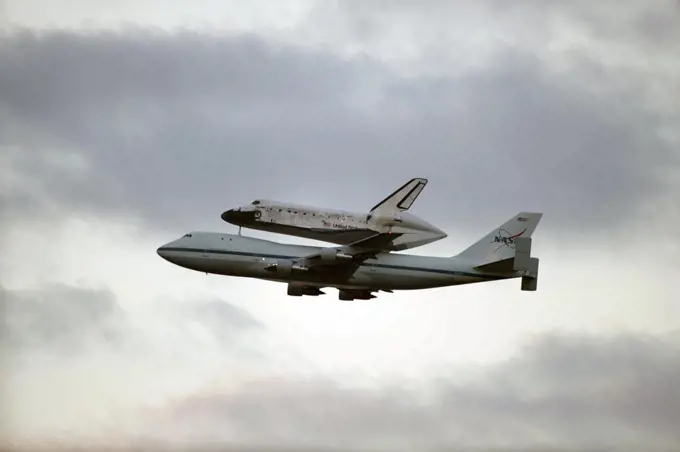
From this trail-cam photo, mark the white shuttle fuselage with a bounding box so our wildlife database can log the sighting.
[222,201,446,251]
[221,177,447,251]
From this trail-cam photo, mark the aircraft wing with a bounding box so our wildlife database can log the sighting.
[264,232,401,274]
[303,232,404,266]
[346,231,403,250]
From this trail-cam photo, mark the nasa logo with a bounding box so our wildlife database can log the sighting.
[491,228,526,252]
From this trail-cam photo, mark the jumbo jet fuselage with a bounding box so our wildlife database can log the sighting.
[221,201,447,251]
[157,209,543,300]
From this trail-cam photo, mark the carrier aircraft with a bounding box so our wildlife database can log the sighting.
[221,177,447,252]
[157,211,543,300]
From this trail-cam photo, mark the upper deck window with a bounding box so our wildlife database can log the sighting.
[251,200,261,205]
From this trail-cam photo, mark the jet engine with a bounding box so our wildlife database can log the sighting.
[338,290,375,301]
[287,283,325,297]
[319,248,354,262]
[338,291,354,301]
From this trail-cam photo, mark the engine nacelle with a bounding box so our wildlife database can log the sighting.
[319,248,353,262]
[287,283,305,296]
[338,290,375,301]
[320,248,338,261]
[287,283,325,297]
[338,291,355,301]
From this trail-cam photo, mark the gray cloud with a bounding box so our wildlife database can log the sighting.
[0,283,263,355]
[333,0,680,57]
[1,28,677,240]
[147,331,680,451]
[0,283,123,353]
[189,297,265,346]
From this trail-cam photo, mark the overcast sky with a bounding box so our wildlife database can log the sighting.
[1,1,679,451]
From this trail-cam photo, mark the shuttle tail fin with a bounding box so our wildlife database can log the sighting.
[453,212,543,272]
[369,177,428,215]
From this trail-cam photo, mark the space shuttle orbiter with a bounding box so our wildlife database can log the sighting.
[220,177,447,252]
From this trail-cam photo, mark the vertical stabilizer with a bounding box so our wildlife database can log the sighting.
[454,212,543,268]
[369,177,428,214]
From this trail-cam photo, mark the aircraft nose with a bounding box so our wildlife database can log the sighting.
[221,208,237,222]
[221,208,257,224]
[157,246,170,260]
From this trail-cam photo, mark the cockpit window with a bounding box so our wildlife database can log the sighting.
[251,200,261,205]
[183,233,192,238]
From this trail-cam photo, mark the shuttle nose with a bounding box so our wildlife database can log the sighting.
[221,208,258,225]
[221,208,237,222]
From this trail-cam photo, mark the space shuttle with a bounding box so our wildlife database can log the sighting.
[220,177,447,252]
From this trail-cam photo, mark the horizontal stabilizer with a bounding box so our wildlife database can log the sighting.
[370,177,428,214]
[474,257,515,273]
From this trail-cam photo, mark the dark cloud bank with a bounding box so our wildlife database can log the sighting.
[1,29,677,242]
